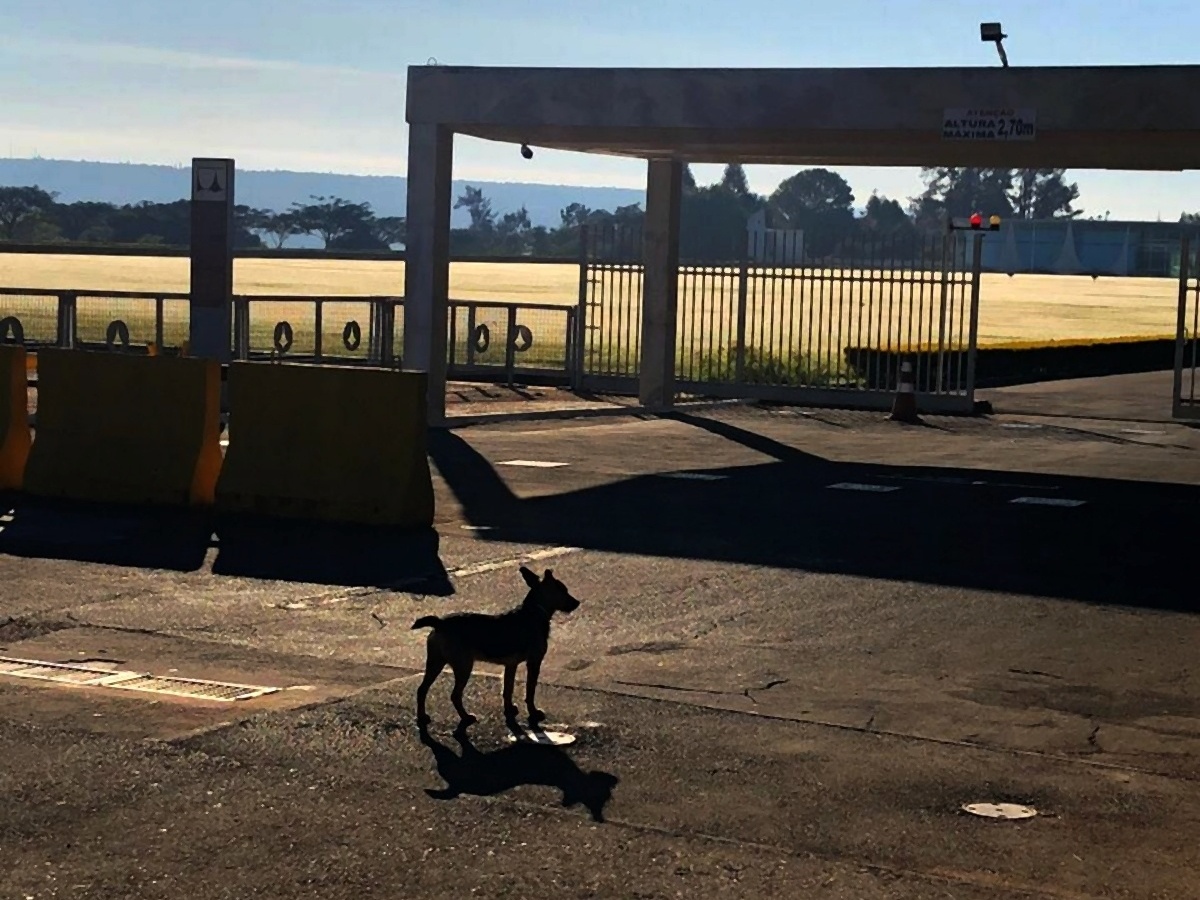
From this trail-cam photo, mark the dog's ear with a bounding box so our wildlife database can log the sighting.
[519,566,540,587]
[543,568,556,582]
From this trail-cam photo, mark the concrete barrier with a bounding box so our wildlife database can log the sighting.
[216,362,434,527]
[0,345,31,490]
[23,349,223,506]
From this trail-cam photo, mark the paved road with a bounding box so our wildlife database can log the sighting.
[3,405,1200,898]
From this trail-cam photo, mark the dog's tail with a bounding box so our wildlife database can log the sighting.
[411,615,441,631]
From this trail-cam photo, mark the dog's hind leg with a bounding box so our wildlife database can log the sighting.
[416,640,447,726]
[502,664,519,721]
[449,657,477,728]
[525,655,546,725]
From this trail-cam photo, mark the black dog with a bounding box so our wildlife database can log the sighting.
[412,566,580,727]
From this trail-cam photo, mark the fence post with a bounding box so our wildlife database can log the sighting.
[735,260,749,384]
[505,305,518,386]
[60,292,78,348]
[573,225,590,389]
[313,299,324,361]
[964,233,984,405]
[232,297,249,359]
[465,304,477,367]
[1173,234,1191,418]
[935,237,951,394]
[155,297,165,350]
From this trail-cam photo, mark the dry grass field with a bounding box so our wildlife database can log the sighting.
[0,254,1183,357]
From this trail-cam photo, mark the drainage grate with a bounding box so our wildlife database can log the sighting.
[106,674,277,702]
[0,656,278,701]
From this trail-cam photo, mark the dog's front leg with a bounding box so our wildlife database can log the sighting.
[503,664,519,720]
[525,655,545,725]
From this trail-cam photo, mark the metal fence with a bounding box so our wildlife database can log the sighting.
[0,289,578,387]
[1173,235,1200,419]
[581,227,984,411]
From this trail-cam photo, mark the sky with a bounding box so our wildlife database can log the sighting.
[2,0,1200,218]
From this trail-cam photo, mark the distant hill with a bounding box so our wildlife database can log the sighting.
[0,158,645,234]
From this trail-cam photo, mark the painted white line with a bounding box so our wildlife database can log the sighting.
[1000,423,1043,430]
[1120,428,1166,436]
[460,525,495,531]
[1010,496,1087,507]
[827,482,901,493]
[498,459,569,468]
[219,439,229,447]
[658,472,728,481]
[449,545,579,579]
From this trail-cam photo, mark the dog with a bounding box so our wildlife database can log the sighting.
[412,565,581,728]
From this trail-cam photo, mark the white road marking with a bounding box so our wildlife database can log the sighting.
[1120,428,1166,435]
[658,472,728,481]
[1010,496,1087,507]
[498,459,569,468]
[826,482,901,493]
[1000,422,1043,430]
[448,545,580,579]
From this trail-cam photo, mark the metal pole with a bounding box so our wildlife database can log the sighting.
[313,299,323,361]
[1173,234,1191,418]
[735,260,749,384]
[964,233,984,405]
[573,224,590,389]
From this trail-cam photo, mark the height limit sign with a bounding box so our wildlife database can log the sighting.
[942,108,1036,141]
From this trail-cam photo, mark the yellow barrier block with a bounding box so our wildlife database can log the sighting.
[0,345,31,490]
[216,362,434,527]
[23,349,222,506]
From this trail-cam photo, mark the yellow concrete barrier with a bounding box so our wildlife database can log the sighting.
[216,362,434,526]
[0,345,31,490]
[23,349,222,506]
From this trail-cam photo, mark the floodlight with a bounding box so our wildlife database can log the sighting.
[980,22,1010,67]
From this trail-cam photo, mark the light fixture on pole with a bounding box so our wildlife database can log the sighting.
[980,22,1009,68]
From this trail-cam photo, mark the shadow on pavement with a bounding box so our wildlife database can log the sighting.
[0,491,454,593]
[435,415,1200,613]
[213,515,453,593]
[0,493,211,572]
[419,723,619,823]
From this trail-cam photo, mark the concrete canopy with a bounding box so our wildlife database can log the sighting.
[406,65,1200,169]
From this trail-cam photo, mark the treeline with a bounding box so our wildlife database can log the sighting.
[0,165,1089,259]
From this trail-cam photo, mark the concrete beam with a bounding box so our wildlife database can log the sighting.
[407,65,1200,170]
[638,159,682,412]
[402,125,453,426]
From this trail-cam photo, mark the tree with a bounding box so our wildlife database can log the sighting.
[911,167,1015,231]
[682,164,697,194]
[859,193,916,239]
[454,186,495,232]
[257,211,304,249]
[290,195,377,247]
[768,168,856,256]
[0,185,58,240]
[374,215,405,248]
[1013,168,1082,220]
[720,163,750,197]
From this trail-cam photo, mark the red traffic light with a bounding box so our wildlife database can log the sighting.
[969,212,983,229]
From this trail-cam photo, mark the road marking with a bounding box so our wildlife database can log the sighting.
[498,459,569,468]
[0,656,278,701]
[881,475,1060,491]
[219,438,229,447]
[1000,423,1043,430]
[449,545,580,579]
[1010,496,1087,507]
[1120,428,1166,436]
[827,482,901,493]
[658,472,728,481]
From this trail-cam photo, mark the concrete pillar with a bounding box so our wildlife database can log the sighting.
[402,125,454,425]
[638,159,683,411]
[189,157,235,363]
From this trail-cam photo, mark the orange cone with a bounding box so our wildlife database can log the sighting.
[889,360,920,423]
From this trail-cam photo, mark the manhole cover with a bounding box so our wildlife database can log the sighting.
[962,802,1038,820]
[506,728,576,747]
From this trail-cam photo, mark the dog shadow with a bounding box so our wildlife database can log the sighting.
[418,723,619,823]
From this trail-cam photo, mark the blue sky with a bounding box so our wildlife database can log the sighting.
[2,0,1199,217]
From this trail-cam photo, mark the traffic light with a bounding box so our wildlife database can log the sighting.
[969,212,983,229]
[988,214,1002,231]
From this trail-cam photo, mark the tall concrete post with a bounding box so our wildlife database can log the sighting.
[402,125,454,426]
[638,159,683,411]
[189,157,234,363]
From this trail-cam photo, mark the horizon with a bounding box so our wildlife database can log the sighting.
[4,1,1200,219]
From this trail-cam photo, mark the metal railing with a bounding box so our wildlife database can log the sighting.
[0,289,577,386]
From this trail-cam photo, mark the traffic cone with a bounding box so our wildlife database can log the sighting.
[889,360,920,423]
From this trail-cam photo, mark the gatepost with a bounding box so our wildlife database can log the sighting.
[189,157,235,364]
